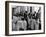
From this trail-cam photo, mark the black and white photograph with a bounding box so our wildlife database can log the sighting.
[5,1,45,36]
[12,6,41,31]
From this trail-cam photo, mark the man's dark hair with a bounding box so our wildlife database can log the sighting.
[21,18,24,21]
[25,11,27,13]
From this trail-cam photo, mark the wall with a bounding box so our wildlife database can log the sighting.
[0,0,46,37]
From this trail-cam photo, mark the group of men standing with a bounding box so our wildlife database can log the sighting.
[12,8,41,31]
[23,11,41,30]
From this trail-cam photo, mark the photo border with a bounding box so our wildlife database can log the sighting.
[5,1,45,36]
